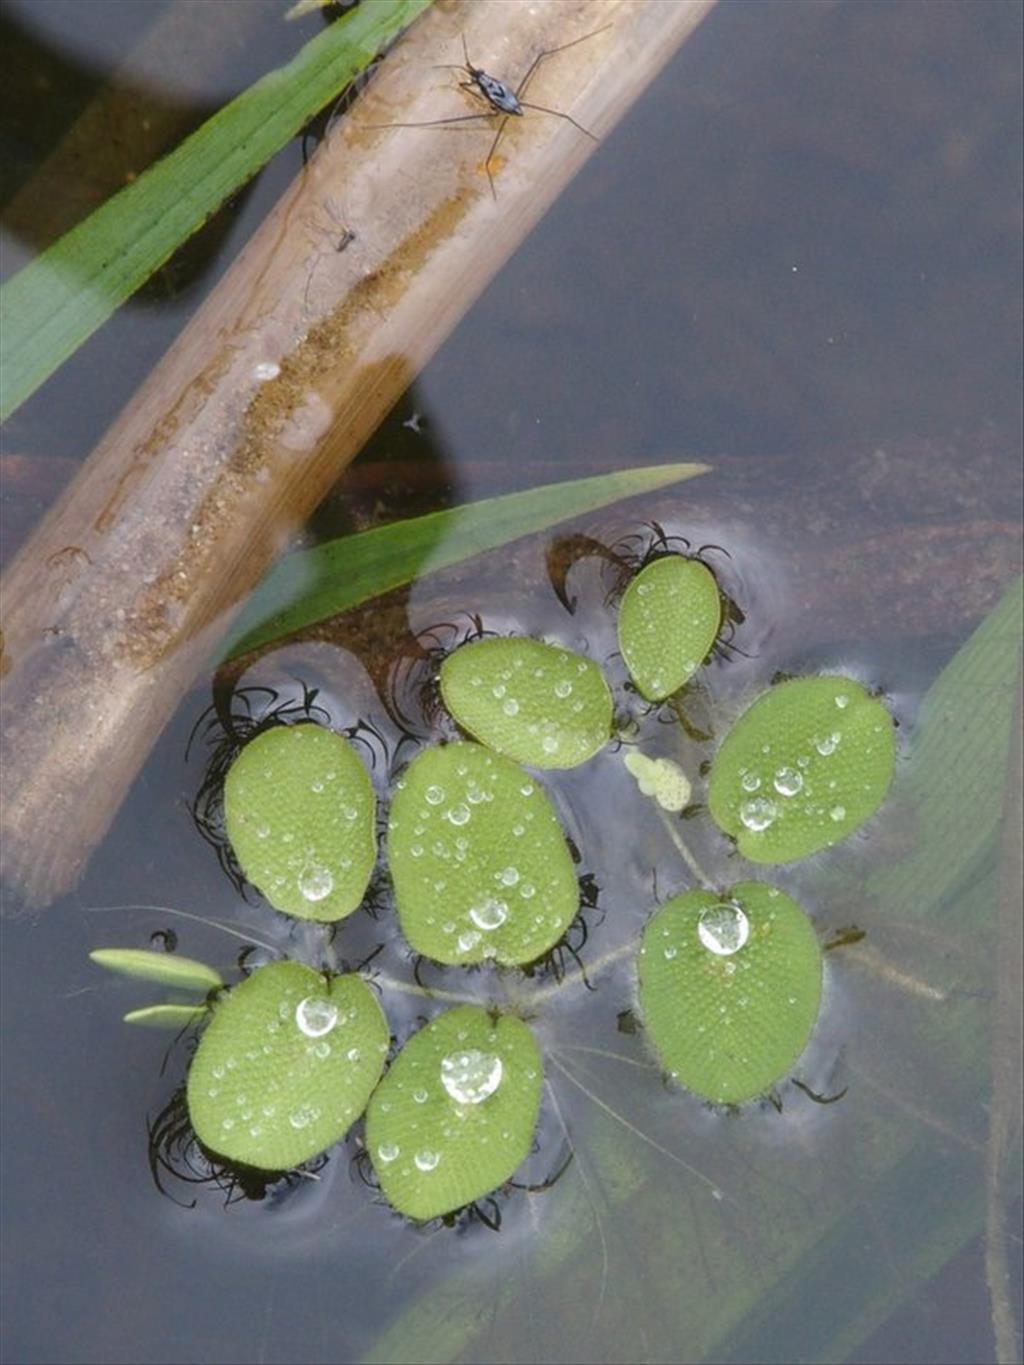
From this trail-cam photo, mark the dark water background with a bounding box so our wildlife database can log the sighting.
[2,2,1021,1363]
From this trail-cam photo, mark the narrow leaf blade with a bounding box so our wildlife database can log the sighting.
[0,0,432,421]
[89,948,223,993]
[220,464,710,659]
[124,1004,208,1029]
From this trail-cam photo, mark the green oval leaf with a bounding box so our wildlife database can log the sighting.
[388,743,579,965]
[617,556,722,701]
[186,961,388,1170]
[365,1005,543,1221]
[439,638,612,769]
[89,948,222,993]
[638,883,822,1104]
[224,723,376,921]
[124,1004,209,1029]
[707,675,896,863]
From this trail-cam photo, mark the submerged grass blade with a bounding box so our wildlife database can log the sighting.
[0,0,432,422]
[89,947,223,993]
[220,463,709,659]
[124,1004,209,1029]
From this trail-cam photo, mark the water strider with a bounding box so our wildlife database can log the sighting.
[369,25,611,197]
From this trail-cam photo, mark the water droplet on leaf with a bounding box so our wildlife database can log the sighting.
[697,902,751,956]
[440,1049,503,1105]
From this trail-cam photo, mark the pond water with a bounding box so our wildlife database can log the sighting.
[2,3,1021,1364]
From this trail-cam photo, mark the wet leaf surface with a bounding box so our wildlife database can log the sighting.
[187,962,388,1170]
[440,637,612,769]
[618,556,722,701]
[366,1006,542,1221]
[637,883,822,1104]
[388,742,578,966]
[224,724,376,922]
[708,677,896,863]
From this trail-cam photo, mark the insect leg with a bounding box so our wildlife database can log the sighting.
[515,23,613,101]
[518,100,599,140]
[365,112,496,131]
[483,113,510,198]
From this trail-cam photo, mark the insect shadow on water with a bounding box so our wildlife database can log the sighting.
[367,25,611,198]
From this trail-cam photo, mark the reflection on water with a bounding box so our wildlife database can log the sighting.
[1,2,1021,1363]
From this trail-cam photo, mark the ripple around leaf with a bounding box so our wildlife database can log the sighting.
[388,742,579,966]
[365,1005,542,1221]
[223,723,376,921]
[439,637,612,769]
[707,675,896,862]
[186,961,388,1170]
[617,556,722,701]
[637,883,822,1105]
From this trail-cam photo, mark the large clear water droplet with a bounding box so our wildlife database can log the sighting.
[440,1049,503,1104]
[414,1149,440,1172]
[377,1143,400,1163]
[295,996,338,1037]
[772,766,804,797]
[298,862,334,902]
[697,902,751,956]
[739,796,777,831]
[447,804,471,826]
[470,896,508,930]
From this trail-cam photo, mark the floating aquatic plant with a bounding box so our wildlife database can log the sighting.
[223,723,377,921]
[439,637,612,769]
[707,676,896,863]
[617,555,722,700]
[186,961,388,1170]
[89,495,921,1222]
[637,884,823,1105]
[365,1005,542,1221]
[388,741,578,965]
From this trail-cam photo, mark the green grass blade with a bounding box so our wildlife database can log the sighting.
[123,1004,209,1029]
[89,947,223,993]
[220,463,710,659]
[0,0,432,422]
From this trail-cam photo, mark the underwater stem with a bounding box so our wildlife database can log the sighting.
[657,808,714,887]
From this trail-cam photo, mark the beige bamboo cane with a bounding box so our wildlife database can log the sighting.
[0,0,716,909]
